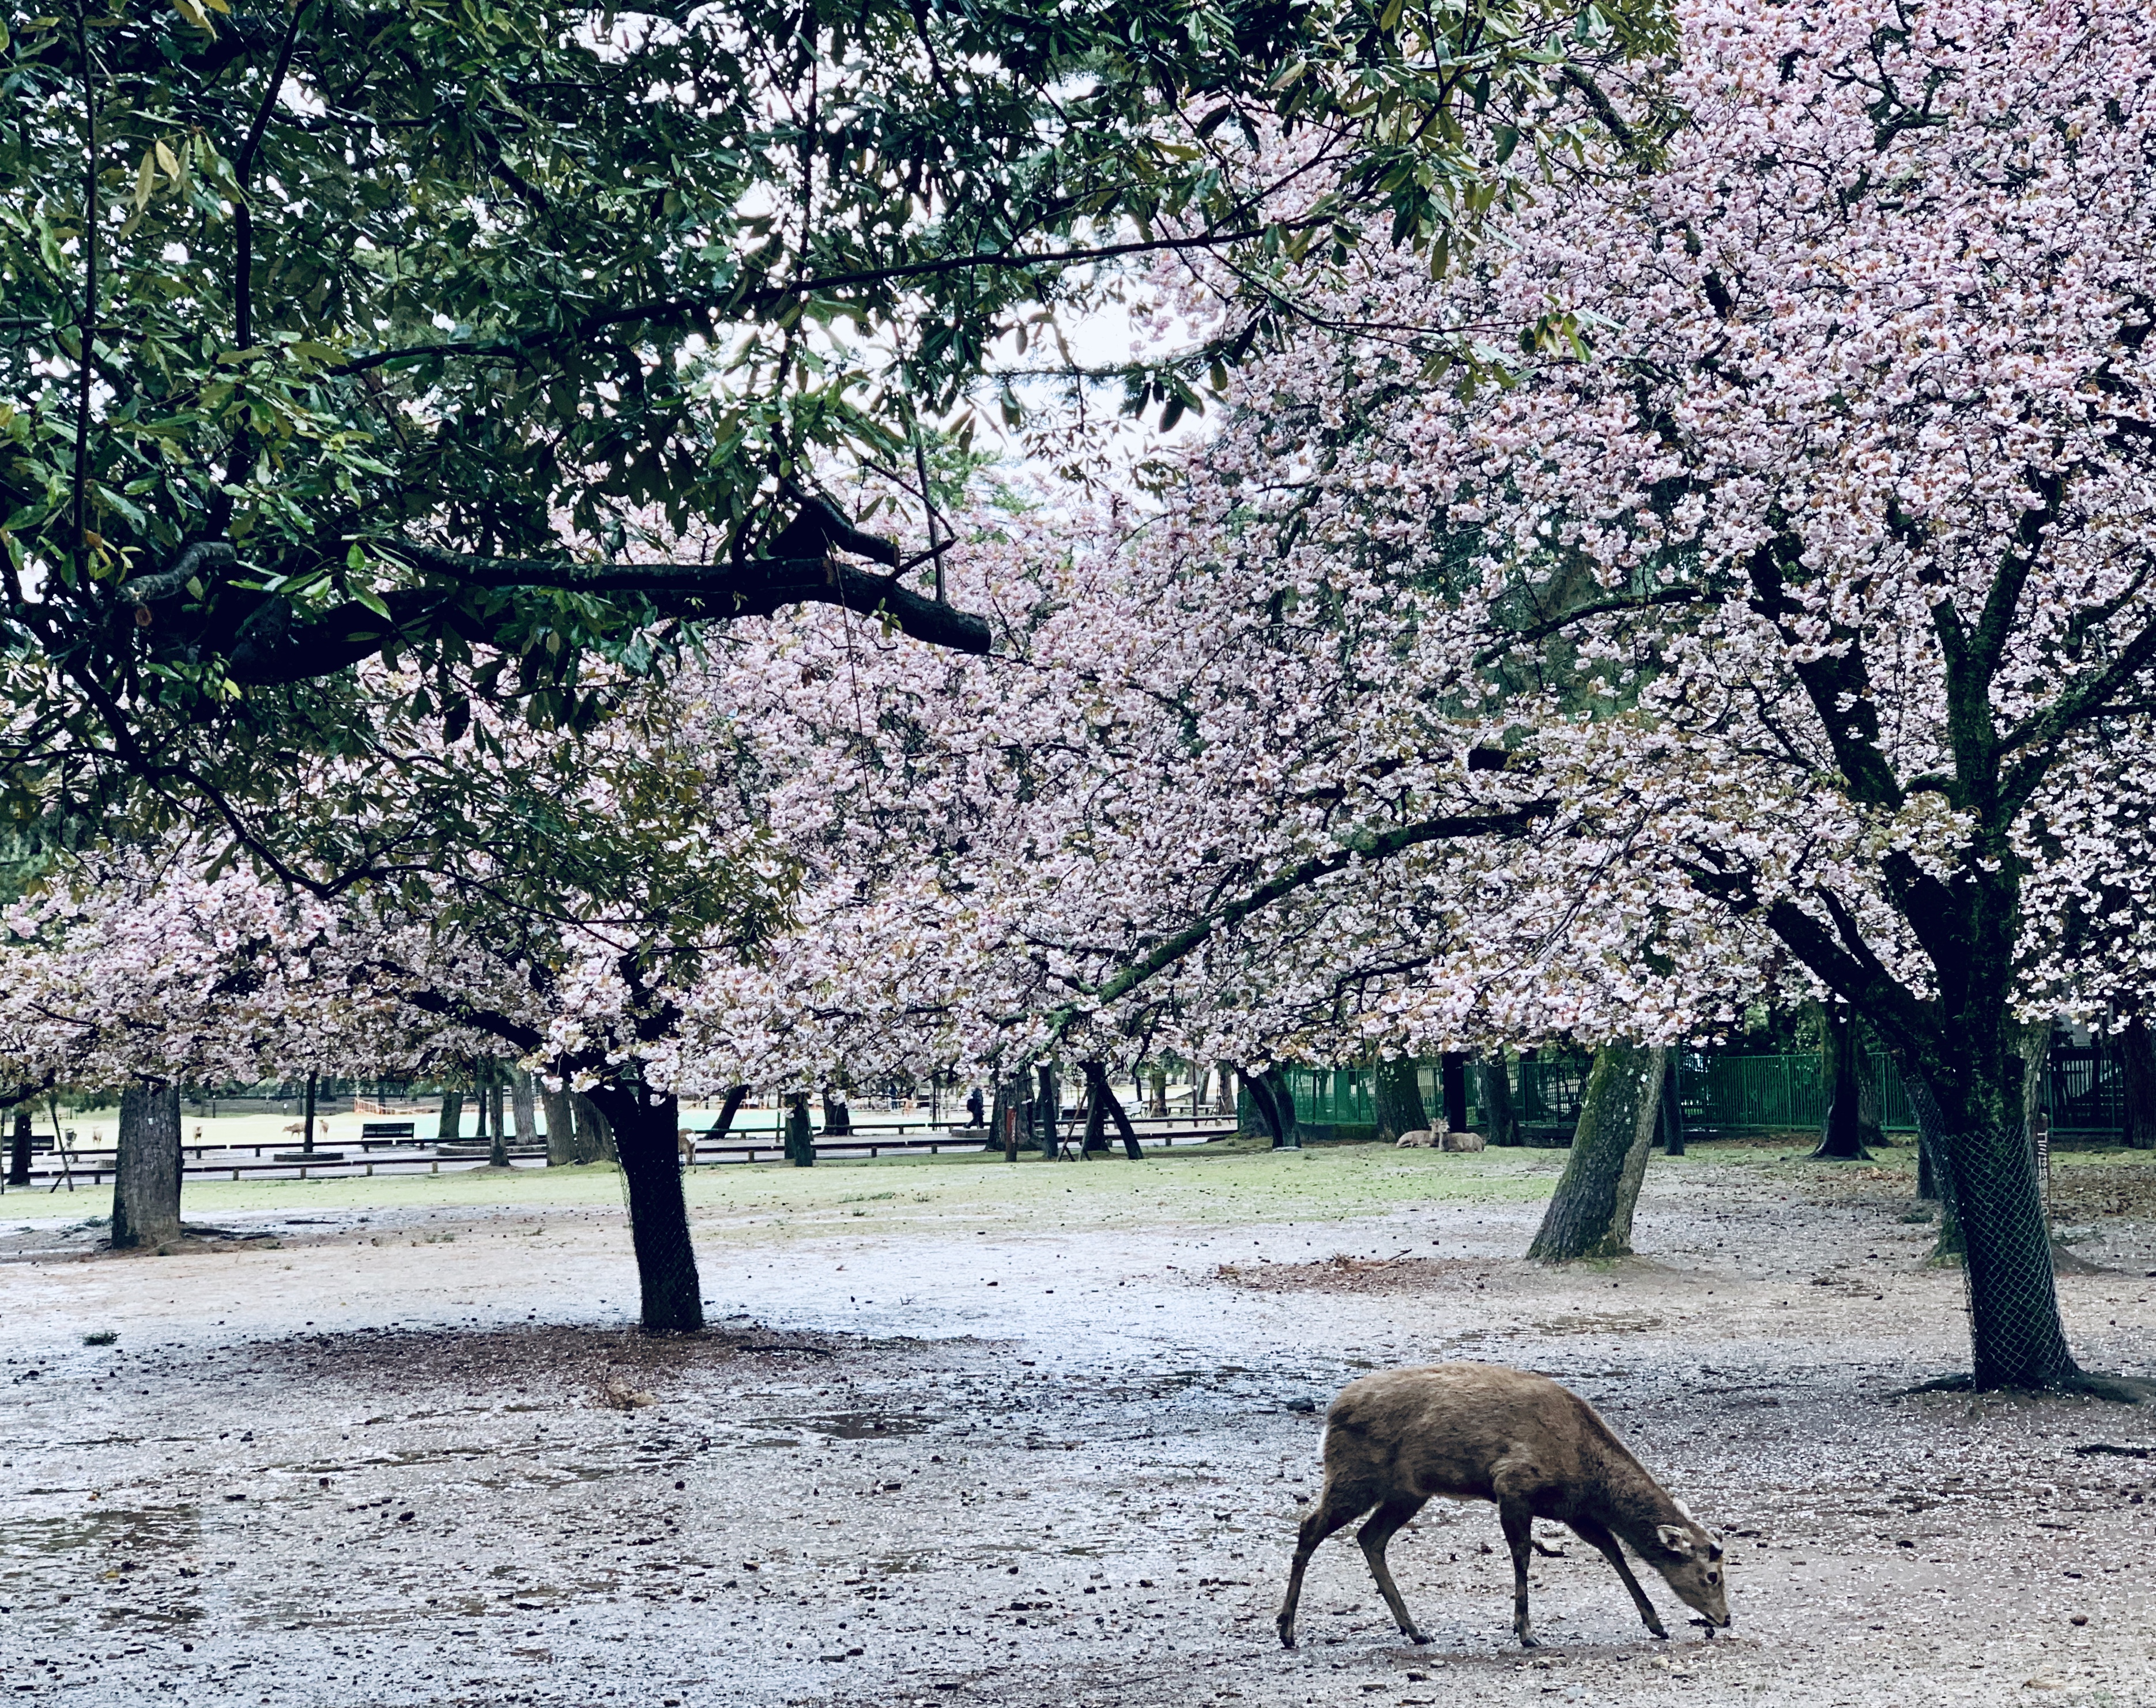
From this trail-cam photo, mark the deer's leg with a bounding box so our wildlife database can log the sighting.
[1356,1497,1432,1645]
[1277,1485,1371,1649]
[1569,1518,1667,1639]
[1498,1498,1539,1649]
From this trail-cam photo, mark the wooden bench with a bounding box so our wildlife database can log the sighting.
[361,1121,417,1140]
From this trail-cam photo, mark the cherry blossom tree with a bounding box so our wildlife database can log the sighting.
[714,0,2156,1396]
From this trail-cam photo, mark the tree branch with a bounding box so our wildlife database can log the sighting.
[1475,583,1710,665]
[1043,802,1554,1038]
[322,224,1302,379]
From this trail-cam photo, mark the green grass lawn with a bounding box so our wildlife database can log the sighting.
[131,1133,2141,1246]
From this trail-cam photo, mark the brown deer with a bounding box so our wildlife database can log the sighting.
[1277,1362,1730,1649]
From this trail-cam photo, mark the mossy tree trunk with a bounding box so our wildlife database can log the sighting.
[437,1086,463,1146]
[1477,1055,1520,1147]
[572,1093,615,1163]
[510,1068,538,1151]
[1526,1046,1666,1263]
[1371,1057,1429,1144]
[111,1081,182,1251]
[784,1092,816,1166]
[487,1069,510,1168]
[542,1084,578,1166]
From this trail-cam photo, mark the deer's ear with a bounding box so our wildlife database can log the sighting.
[1656,1524,1695,1558]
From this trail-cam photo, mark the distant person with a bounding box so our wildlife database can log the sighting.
[966,1087,985,1128]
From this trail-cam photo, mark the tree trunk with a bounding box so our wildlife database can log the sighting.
[572,1093,615,1163]
[1216,1061,1237,1115]
[987,1080,1012,1155]
[821,1090,851,1135]
[1147,1066,1169,1119]
[542,1084,578,1167]
[1904,1073,2076,1389]
[510,1068,537,1149]
[1035,1064,1060,1157]
[437,1087,463,1146]
[584,1079,703,1335]
[2121,1019,2156,1149]
[785,1093,816,1166]
[1440,1052,1468,1134]
[301,1072,318,1155]
[1477,1055,1520,1147]
[1083,1061,1146,1160]
[709,1084,749,1147]
[1371,1057,1429,1144]
[1659,1057,1685,1156]
[487,1072,510,1168]
[1906,1068,1961,1268]
[1257,1067,1299,1149]
[1241,1068,1287,1146]
[1527,1046,1666,1263]
[1812,1004,1872,1160]
[7,1106,31,1186]
[111,1081,182,1251]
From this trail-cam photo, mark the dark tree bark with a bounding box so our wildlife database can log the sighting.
[487,1072,510,1168]
[708,1084,749,1146]
[987,1079,1012,1155]
[584,1079,702,1335]
[1440,1052,1469,1134]
[510,1068,538,1149]
[437,1087,463,1146]
[572,1093,615,1163]
[1371,1057,1430,1144]
[1216,1061,1237,1115]
[1255,1068,1300,1149]
[1903,1072,2077,1388]
[821,1090,852,1135]
[1477,1055,1521,1147]
[300,1072,319,1154]
[2122,1018,2156,1150]
[1659,1058,1685,1156]
[542,1084,578,1166]
[1527,1046,1666,1263]
[1147,1066,1170,1119]
[7,1106,31,1186]
[1082,1061,1147,1160]
[1238,1065,1277,1143]
[1812,1004,1874,1160]
[785,1093,816,1166]
[1035,1064,1061,1157]
[111,1082,183,1251]
[1080,1075,1109,1155]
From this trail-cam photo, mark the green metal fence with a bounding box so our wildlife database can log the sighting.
[1239,1045,2127,1142]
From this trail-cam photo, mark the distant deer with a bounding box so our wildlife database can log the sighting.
[1278,1362,1730,1649]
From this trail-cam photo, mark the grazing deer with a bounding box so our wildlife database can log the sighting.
[1278,1362,1729,1650]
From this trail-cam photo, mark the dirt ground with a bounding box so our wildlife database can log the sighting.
[2,1140,2152,1708]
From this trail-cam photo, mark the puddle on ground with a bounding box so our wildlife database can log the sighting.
[1531,1314,1665,1337]
[751,1411,938,1439]
[2,1504,203,1558]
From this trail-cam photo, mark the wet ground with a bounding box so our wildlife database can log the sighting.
[3,1141,2153,1707]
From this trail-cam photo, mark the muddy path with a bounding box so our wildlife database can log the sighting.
[2,1143,2152,1707]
